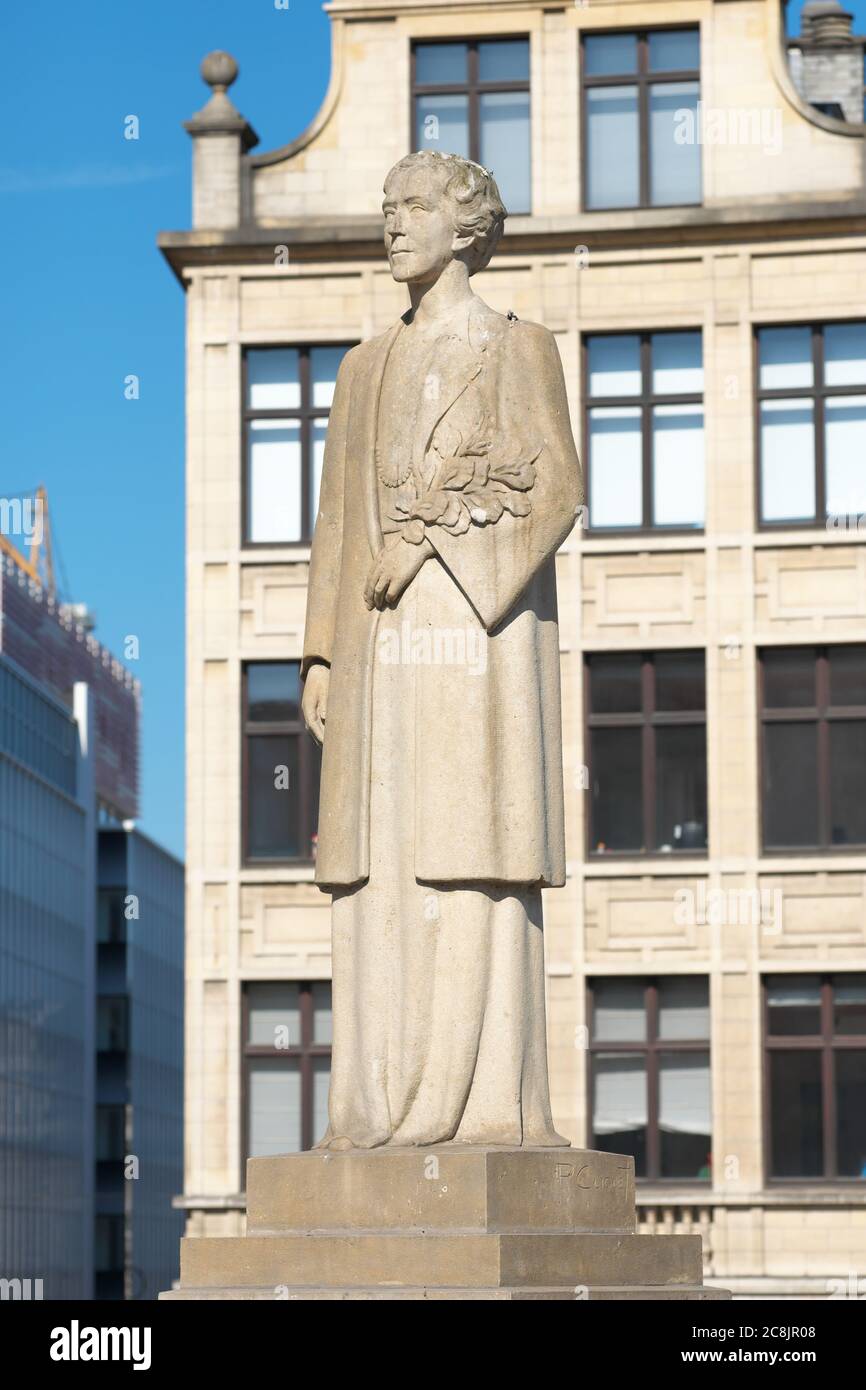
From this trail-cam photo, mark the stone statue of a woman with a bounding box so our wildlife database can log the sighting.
[301,150,583,1149]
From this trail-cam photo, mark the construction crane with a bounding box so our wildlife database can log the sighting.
[0,484,57,600]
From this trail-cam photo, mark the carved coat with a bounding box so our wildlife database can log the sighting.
[302,301,583,888]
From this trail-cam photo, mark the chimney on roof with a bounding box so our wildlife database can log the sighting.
[184,51,259,230]
[789,0,865,125]
[801,0,854,45]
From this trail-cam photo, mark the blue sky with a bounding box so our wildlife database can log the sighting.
[2,0,863,861]
[2,2,333,860]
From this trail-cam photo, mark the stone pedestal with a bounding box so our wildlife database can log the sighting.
[161,1149,730,1301]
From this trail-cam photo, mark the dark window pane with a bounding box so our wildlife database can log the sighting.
[835,974,866,1036]
[659,1052,711,1179]
[415,42,467,84]
[96,1106,125,1161]
[592,979,647,1042]
[310,739,322,853]
[829,646,866,707]
[95,1216,125,1273]
[767,975,822,1036]
[762,649,816,709]
[312,981,333,1045]
[836,1050,866,1178]
[247,982,301,1047]
[97,998,128,1052]
[769,1050,823,1178]
[591,727,643,851]
[829,721,866,845]
[248,734,299,859]
[247,663,300,723]
[478,39,529,83]
[313,1055,331,1147]
[98,889,126,944]
[648,29,700,72]
[590,654,642,713]
[658,977,710,1040]
[655,725,707,851]
[593,1053,647,1177]
[763,723,819,847]
[654,653,705,712]
[584,33,638,76]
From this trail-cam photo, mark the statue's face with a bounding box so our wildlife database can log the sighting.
[382,165,458,285]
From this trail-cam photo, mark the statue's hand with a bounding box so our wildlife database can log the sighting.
[363,535,432,610]
[302,663,329,745]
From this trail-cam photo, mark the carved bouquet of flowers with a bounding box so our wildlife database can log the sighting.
[391,411,541,544]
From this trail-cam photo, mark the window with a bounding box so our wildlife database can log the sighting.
[412,38,531,213]
[589,977,711,1181]
[582,29,701,210]
[96,1104,126,1161]
[97,889,126,944]
[760,646,866,850]
[242,662,321,864]
[243,345,352,546]
[94,1215,125,1273]
[585,331,704,530]
[765,974,866,1181]
[97,997,128,1053]
[242,982,332,1163]
[757,322,866,526]
[587,651,707,854]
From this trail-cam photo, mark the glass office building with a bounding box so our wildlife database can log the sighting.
[0,656,92,1299]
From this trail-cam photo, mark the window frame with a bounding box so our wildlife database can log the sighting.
[241,661,320,867]
[584,649,709,860]
[758,645,866,854]
[240,981,332,1173]
[410,35,532,214]
[580,26,702,213]
[762,973,866,1185]
[754,320,866,531]
[587,976,712,1185]
[241,343,355,550]
[582,329,705,536]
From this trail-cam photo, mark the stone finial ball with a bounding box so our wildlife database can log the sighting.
[201,51,239,91]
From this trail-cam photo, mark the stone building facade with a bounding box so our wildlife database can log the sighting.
[160,0,866,1297]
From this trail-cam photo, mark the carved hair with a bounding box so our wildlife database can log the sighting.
[384,151,507,275]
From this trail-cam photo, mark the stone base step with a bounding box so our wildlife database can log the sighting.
[164,1149,731,1301]
[161,1283,730,1302]
[246,1148,635,1234]
[180,1230,704,1290]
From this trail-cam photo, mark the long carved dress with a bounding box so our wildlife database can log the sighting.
[318,313,569,1149]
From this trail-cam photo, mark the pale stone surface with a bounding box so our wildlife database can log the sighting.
[246,1147,635,1234]
[301,152,582,1150]
[162,1285,731,1301]
[162,1148,729,1300]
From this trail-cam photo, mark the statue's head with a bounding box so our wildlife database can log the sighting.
[382,151,506,286]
